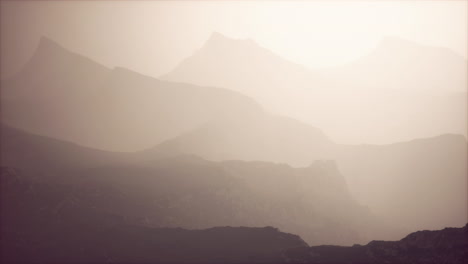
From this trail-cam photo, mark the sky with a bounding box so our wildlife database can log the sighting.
[1,1,467,79]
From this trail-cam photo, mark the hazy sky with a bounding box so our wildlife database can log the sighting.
[1,1,467,79]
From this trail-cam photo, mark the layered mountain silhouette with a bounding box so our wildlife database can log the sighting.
[164,32,467,144]
[1,36,466,241]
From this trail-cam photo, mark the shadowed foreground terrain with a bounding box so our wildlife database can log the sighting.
[2,166,467,263]
[1,125,467,263]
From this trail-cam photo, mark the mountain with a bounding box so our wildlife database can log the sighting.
[162,32,324,116]
[0,124,381,246]
[0,36,263,151]
[164,32,467,144]
[284,224,468,264]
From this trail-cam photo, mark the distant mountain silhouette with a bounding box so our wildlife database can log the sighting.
[1,37,263,151]
[164,32,467,144]
[0,124,382,246]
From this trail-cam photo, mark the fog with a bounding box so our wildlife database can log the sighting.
[1,1,467,263]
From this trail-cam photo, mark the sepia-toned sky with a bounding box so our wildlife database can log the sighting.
[1,1,466,79]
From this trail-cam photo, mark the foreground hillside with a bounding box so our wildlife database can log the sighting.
[2,166,466,263]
